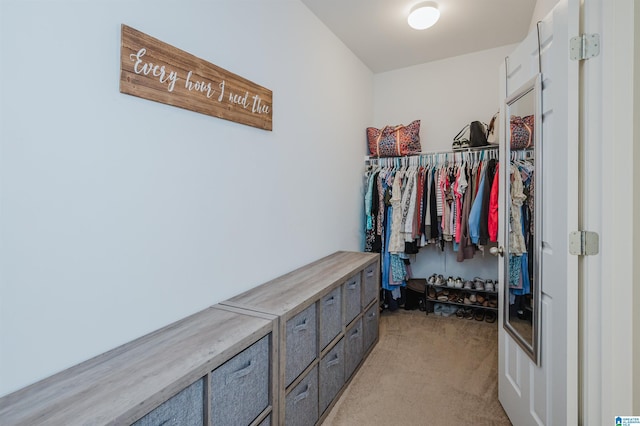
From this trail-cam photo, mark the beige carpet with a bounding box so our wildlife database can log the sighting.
[322,309,512,426]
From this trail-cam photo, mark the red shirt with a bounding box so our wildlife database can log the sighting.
[488,165,500,242]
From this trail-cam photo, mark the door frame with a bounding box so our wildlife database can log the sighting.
[581,0,638,423]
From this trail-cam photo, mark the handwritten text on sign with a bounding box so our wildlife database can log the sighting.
[120,25,272,131]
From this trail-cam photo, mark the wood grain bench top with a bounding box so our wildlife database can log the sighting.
[225,251,379,317]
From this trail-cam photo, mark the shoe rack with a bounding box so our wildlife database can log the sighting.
[422,275,498,323]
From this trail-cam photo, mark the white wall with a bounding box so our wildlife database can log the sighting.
[0,0,373,396]
[373,45,515,152]
[372,45,515,280]
[530,0,560,31]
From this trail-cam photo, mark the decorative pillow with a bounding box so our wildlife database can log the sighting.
[366,120,421,157]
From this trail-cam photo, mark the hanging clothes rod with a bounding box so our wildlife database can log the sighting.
[364,145,498,161]
[510,148,535,161]
[365,146,498,166]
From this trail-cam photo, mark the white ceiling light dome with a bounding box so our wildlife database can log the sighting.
[408,2,440,30]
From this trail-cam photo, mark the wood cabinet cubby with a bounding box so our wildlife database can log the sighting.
[223,251,380,426]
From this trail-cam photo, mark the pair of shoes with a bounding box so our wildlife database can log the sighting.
[476,294,486,305]
[433,303,444,315]
[465,308,475,320]
[427,287,437,300]
[485,311,497,323]
[454,277,463,288]
[487,296,498,308]
[474,310,486,321]
[468,292,477,304]
[463,280,474,290]
[457,307,472,319]
[474,278,486,291]
[447,276,455,287]
[440,305,458,317]
[427,274,438,285]
[435,274,447,286]
[484,280,495,292]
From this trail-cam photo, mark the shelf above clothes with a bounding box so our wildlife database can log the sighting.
[365,146,498,168]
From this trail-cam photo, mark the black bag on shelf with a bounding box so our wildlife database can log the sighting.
[452,120,488,150]
[469,120,488,147]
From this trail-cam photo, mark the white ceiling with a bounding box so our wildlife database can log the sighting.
[300,0,537,73]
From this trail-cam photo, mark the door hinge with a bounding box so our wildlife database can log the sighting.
[570,34,600,61]
[569,231,599,256]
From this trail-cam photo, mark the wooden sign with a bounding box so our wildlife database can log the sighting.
[120,25,272,131]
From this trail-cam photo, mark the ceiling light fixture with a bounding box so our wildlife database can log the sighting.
[407,2,440,30]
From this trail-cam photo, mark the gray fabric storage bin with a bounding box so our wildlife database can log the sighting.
[319,286,342,350]
[285,365,318,426]
[210,335,270,426]
[285,304,317,386]
[362,263,378,308]
[344,318,364,380]
[343,273,361,325]
[133,378,204,426]
[363,303,378,352]
[319,338,345,415]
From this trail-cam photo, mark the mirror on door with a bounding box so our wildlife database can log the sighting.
[503,74,541,365]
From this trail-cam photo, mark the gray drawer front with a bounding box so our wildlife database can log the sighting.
[362,263,378,307]
[210,335,270,426]
[319,338,345,415]
[363,303,378,352]
[319,287,342,350]
[344,318,364,380]
[285,365,318,426]
[133,378,204,426]
[285,304,317,386]
[343,273,361,325]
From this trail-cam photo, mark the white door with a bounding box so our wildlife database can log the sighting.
[497,1,579,424]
